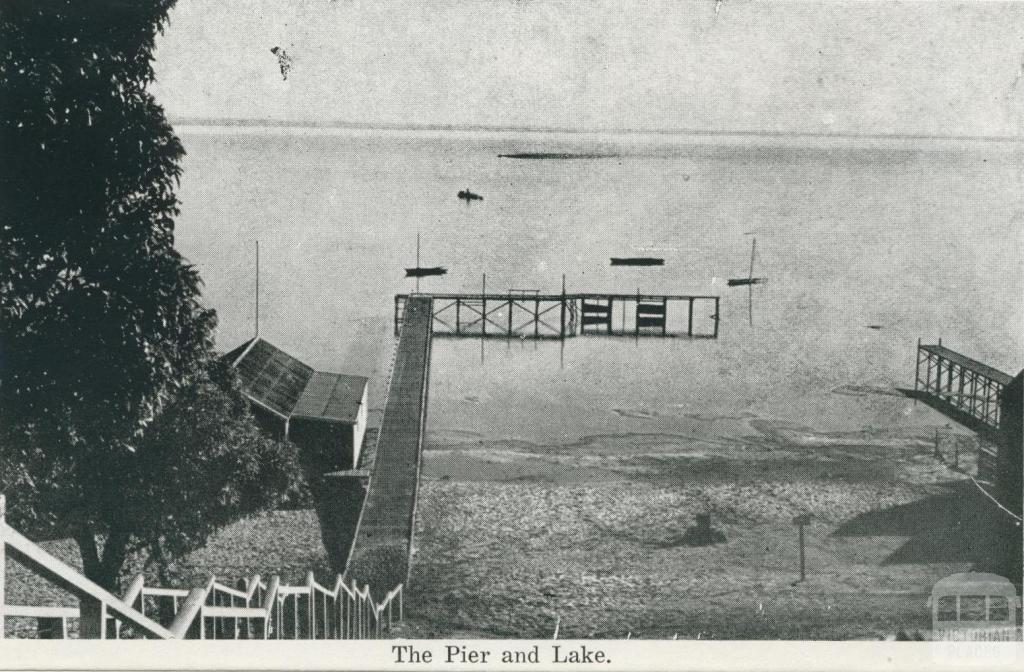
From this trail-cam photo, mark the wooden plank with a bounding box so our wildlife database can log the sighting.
[2,522,173,639]
[2,605,79,619]
[345,297,433,598]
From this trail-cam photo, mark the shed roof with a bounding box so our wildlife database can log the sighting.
[225,338,366,424]
[292,370,368,423]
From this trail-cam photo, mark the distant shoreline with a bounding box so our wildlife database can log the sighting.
[498,152,619,160]
[169,117,1023,144]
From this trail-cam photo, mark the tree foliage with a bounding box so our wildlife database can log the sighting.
[0,1,299,590]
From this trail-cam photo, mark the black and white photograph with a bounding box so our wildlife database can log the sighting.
[0,1,1022,669]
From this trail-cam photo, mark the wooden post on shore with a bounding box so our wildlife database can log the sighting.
[608,298,614,335]
[713,297,720,338]
[507,291,513,338]
[793,514,812,582]
[482,273,487,337]
[662,297,667,336]
[535,299,540,338]
[455,299,461,335]
[688,297,694,337]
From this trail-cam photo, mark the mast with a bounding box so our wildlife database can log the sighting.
[255,240,260,338]
[747,237,756,326]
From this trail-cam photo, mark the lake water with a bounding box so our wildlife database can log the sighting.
[174,127,1023,446]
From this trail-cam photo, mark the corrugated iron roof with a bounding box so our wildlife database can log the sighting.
[224,338,365,424]
[292,371,368,423]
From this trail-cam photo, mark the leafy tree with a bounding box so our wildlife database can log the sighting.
[0,1,299,590]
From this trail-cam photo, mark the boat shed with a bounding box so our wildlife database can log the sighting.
[223,338,369,472]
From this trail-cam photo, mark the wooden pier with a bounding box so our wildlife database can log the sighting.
[350,288,719,598]
[395,291,720,339]
[345,296,433,597]
[914,341,1013,431]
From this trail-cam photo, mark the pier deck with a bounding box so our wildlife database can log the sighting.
[345,296,433,596]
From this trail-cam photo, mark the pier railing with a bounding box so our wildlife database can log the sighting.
[396,291,720,339]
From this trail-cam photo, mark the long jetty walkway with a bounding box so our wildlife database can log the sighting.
[349,287,720,598]
[345,296,433,596]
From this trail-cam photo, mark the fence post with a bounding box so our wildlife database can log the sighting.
[79,598,107,639]
[306,571,315,640]
[1,494,6,640]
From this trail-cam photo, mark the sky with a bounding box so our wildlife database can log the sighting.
[151,0,1024,136]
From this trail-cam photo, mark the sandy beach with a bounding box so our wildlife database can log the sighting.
[401,418,999,639]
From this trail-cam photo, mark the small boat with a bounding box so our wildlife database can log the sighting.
[610,257,664,266]
[405,266,447,278]
[457,189,483,202]
[726,277,764,287]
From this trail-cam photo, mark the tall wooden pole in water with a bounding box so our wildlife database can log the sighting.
[255,240,260,339]
[415,233,420,293]
[748,237,756,327]
[560,274,566,339]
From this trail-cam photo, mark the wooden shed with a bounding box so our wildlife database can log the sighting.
[223,338,369,471]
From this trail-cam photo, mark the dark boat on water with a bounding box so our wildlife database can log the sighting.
[405,266,447,278]
[610,257,664,266]
[727,238,765,287]
[457,189,483,202]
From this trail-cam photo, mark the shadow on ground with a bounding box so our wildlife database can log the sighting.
[833,479,1019,579]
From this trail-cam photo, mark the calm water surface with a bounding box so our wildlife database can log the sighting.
[174,128,1024,444]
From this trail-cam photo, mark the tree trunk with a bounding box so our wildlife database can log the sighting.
[74,528,128,592]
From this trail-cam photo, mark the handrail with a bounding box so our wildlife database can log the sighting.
[122,574,146,608]
[2,494,403,640]
[260,575,280,616]
[169,587,208,639]
[2,522,174,639]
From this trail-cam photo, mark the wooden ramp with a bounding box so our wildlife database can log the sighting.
[345,296,433,598]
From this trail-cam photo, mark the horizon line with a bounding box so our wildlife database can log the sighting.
[167,117,1024,143]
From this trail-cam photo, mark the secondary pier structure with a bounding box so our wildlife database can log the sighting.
[914,340,1014,432]
[395,290,720,339]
